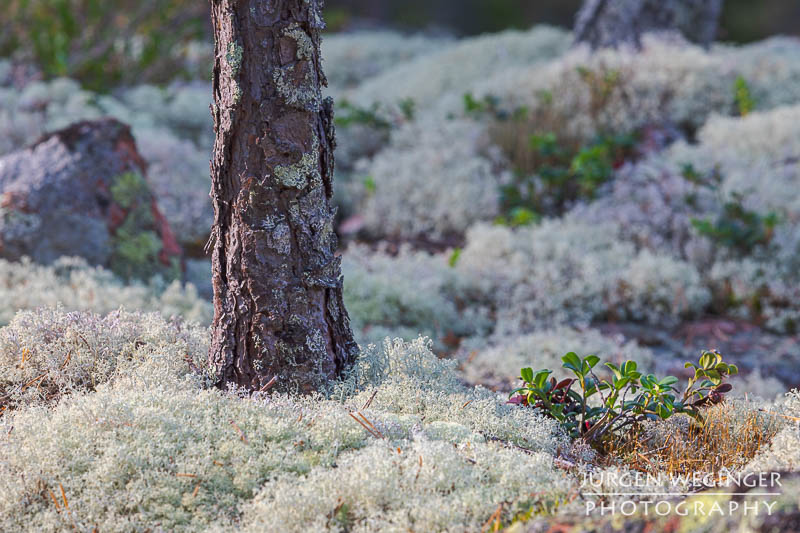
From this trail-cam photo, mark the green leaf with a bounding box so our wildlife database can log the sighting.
[584,355,600,369]
[533,370,552,389]
[705,369,721,384]
[520,367,534,384]
[658,376,679,387]
[622,360,637,374]
[562,352,582,373]
[728,364,738,375]
[605,362,622,380]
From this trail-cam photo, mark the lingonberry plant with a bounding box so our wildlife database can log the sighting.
[509,350,737,446]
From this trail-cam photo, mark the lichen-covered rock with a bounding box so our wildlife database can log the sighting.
[0,119,182,281]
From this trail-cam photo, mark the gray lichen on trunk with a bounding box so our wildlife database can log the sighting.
[208,0,357,394]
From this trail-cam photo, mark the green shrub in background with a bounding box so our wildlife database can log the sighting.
[0,0,209,91]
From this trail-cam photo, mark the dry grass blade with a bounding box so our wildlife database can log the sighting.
[610,401,783,477]
[758,408,800,422]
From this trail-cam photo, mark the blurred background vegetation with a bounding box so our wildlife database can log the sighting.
[1,0,799,91]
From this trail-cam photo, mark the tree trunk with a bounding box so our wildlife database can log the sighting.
[208,0,357,393]
[574,0,724,50]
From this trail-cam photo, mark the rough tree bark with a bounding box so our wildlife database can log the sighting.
[574,0,724,50]
[208,0,358,393]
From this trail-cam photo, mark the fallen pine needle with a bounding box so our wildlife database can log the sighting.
[49,489,61,513]
[22,373,46,390]
[348,412,381,439]
[356,412,385,439]
[362,390,378,410]
[59,351,72,370]
[60,483,69,510]
[175,473,197,478]
[230,420,248,443]
[482,503,503,533]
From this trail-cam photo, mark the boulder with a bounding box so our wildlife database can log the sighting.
[0,118,182,280]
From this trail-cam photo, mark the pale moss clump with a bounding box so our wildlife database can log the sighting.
[455,220,710,337]
[0,257,212,326]
[0,78,214,248]
[358,118,506,240]
[239,437,570,532]
[0,307,209,410]
[342,244,489,350]
[321,30,452,95]
[744,390,800,473]
[0,330,571,532]
[347,26,571,114]
[666,105,800,333]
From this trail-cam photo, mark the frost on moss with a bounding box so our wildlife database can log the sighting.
[0,257,212,326]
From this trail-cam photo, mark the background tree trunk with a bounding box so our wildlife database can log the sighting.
[208,0,357,393]
[574,0,724,49]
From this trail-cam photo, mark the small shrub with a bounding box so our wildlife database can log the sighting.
[334,99,393,130]
[465,91,637,219]
[509,350,738,449]
[734,75,756,117]
[691,193,779,254]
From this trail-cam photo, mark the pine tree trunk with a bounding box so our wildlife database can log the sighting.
[208,0,357,393]
[574,0,724,50]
